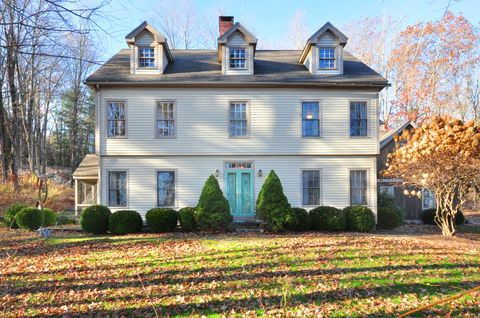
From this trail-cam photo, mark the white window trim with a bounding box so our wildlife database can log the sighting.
[301,100,322,138]
[106,101,128,139]
[155,100,177,139]
[317,46,337,70]
[348,168,369,206]
[107,170,128,208]
[138,46,156,69]
[228,100,251,138]
[156,169,178,208]
[348,99,370,138]
[300,168,322,207]
[227,46,248,70]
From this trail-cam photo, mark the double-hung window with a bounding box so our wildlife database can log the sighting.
[139,47,155,68]
[318,48,335,69]
[302,170,321,206]
[156,101,175,137]
[229,102,248,137]
[107,102,126,137]
[350,170,367,205]
[350,101,368,137]
[108,171,127,207]
[229,48,246,69]
[422,189,436,210]
[302,102,320,137]
[157,171,175,207]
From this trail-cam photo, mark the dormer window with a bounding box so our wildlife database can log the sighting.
[139,47,155,68]
[318,48,335,69]
[229,48,246,69]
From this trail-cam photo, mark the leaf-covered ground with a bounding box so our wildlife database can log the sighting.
[1,227,479,317]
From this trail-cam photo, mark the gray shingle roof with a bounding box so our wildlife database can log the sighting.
[380,121,416,149]
[73,154,98,178]
[86,49,388,87]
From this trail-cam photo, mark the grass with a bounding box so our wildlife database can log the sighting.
[0,227,479,317]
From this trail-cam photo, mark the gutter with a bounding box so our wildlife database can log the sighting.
[84,80,389,90]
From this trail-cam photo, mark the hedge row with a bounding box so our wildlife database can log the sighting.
[2,204,57,231]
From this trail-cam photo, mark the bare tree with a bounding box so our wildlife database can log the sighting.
[285,10,309,50]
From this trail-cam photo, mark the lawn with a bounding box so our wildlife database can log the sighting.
[0,227,479,317]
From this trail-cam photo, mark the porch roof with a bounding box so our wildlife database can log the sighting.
[73,154,99,179]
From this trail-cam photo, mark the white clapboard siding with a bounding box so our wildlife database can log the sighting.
[100,155,377,217]
[99,87,379,156]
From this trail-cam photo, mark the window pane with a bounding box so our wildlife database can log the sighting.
[157,102,175,137]
[108,171,126,206]
[229,103,248,137]
[302,170,320,205]
[350,102,367,136]
[350,170,367,205]
[107,102,126,137]
[158,171,175,206]
[302,102,320,137]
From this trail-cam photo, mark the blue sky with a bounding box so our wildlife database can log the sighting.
[92,0,479,59]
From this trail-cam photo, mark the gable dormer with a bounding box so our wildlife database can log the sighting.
[125,21,173,75]
[217,17,257,75]
[299,22,348,75]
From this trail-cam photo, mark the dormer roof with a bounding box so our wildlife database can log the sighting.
[217,22,258,45]
[299,22,348,63]
[125,21,173,62]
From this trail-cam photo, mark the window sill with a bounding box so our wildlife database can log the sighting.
[106,136,128,139]
[229,136,251,139]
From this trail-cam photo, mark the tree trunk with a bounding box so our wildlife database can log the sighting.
[434,190,458,236]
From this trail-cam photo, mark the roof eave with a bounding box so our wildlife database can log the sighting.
[85,80,389,90]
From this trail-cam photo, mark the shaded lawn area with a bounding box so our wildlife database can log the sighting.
[0,227,479,317]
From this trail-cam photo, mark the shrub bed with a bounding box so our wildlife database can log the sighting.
[285,207,311,231]
[16,207,44,231]
[195,175,232,231]
[3,203,26,229]
[80,205,111,234]
[309,206,347,231]
[377,206,402,230]
[146,208,178,232]
[344,206,376,232]
[178,207,196,231]
[109,210,143,234]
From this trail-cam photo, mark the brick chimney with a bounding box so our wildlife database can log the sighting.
[219,16,234,36]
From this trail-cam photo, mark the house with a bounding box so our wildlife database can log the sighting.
[377,121,435,220]
[73,16,388,221]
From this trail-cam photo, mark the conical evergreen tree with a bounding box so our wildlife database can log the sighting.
[256,170,291,231]
[195,175,232,231]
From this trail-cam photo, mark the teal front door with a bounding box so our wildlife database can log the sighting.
[225,169,254,218]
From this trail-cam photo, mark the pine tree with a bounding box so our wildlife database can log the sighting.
[195,175,232,231]
[256,170,291,231]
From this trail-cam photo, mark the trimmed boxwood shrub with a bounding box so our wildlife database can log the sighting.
[310,206,347,231]
[109,210,143,234]
[256,170,291,231]
[423,208,465,225]
[285,207,311,231]
[195,175,232,231]
[16,207,44,231]
[3,203,26,229]
[377,206,401,229]
[178,207,196,231]
[80,205,111,234]
[377,192,402,230]
[344,206,376,232]
[146,208,178,232]
[42,208,57,227]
